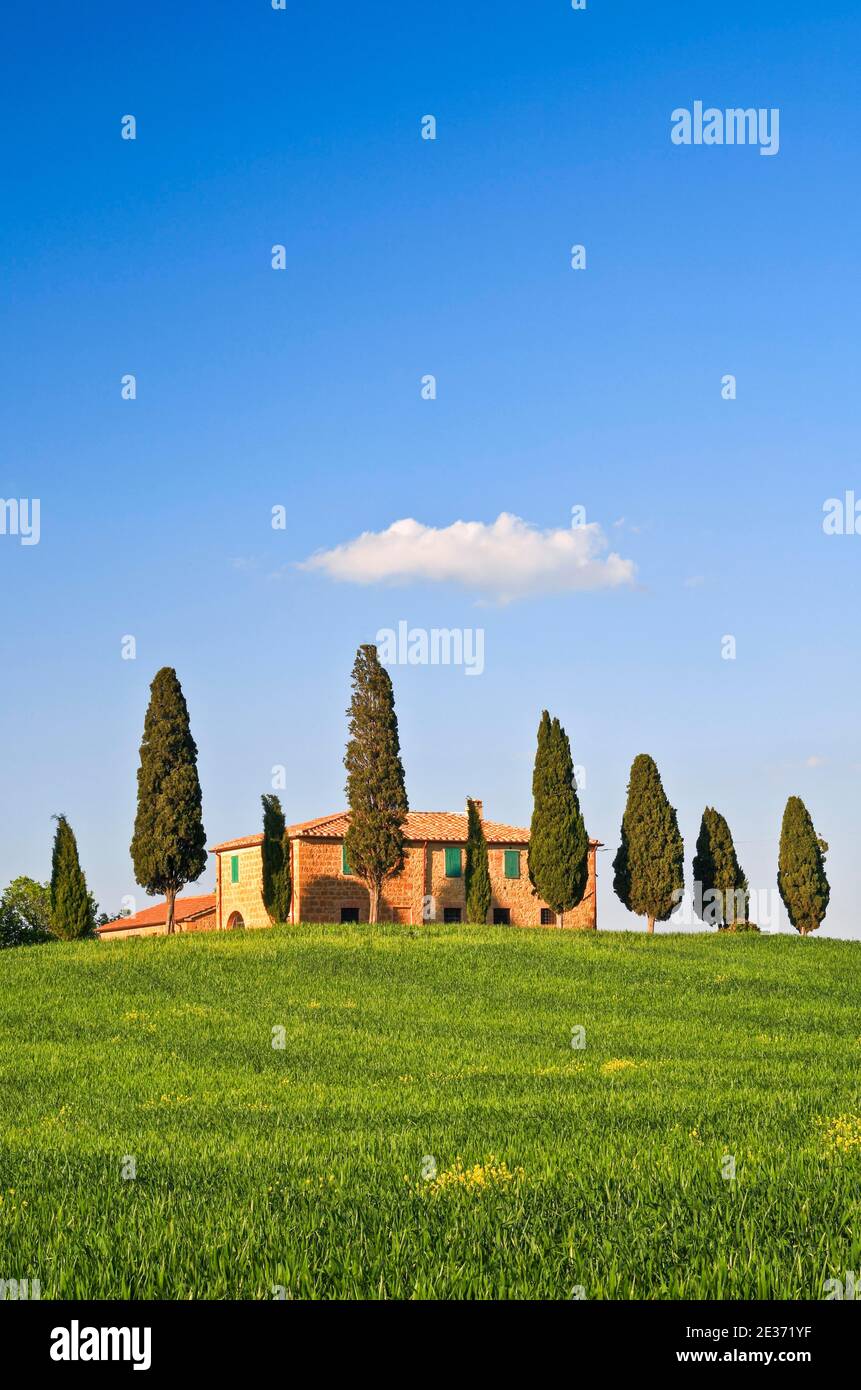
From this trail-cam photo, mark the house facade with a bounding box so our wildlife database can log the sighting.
[213,802,600,930]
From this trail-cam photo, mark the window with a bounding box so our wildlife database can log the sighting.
[341,843,352,875]
[504,850,520,879]
[230,855,239,884]
[227,911,245,931]
[340,906,360,923]
[540,908,555,926]
[444,847,462,878]
[493,908,511,925]
[443,907,462,924]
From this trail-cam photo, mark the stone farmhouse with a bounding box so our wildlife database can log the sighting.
[96,893,216,940]
[97,802,600,938]
[216,800,599,930]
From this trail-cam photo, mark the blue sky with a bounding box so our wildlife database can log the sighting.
[2,0,859,934]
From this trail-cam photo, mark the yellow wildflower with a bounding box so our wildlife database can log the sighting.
[817,1114,861,1156]
[601,1058,639,1075]
[421,1155,523,1197]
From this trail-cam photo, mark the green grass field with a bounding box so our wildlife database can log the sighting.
[1,924,860,1299]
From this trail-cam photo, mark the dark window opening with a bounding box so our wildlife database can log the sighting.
[493,908,511,925]
[340,907,360,923]
[540,908,555,926]
[443,907,462,924]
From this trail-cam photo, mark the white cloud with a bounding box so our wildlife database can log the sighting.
[298,513,636,603]
[613,516,644,534]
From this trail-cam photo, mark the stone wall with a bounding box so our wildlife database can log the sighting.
[97,922,165,941]
[296,839,425,923]
[216,843,270,930]
[180,909,217,934]
[427,842,597,929]
[214,836,598,929]
[288,837,598,928]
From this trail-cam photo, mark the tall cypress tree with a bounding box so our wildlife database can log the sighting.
[692,807,747,928]
[344,645,408,923]
[778,796,829,936]
[50,815,94,939]
[261,793,292,923]
[527,711,589,928]
[613,754,684,934]
[464,798,492,925]
[130,667,206,935]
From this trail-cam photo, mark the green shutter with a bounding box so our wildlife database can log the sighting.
[230,855,239,884]
[342,843,351,876]
[504,850,520,879]
[444,847,462,878]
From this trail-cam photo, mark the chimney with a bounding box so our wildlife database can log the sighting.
[467,798,483,820]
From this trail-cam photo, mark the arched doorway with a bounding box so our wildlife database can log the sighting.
[227,912,245,931]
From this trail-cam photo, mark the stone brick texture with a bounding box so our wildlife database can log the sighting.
[180,909,217,933]
[216,843,271,931]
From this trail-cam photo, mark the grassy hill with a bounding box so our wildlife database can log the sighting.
[1,924,859,1299]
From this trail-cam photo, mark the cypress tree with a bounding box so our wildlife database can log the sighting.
[613,754,684,933]
[130,667,206,935]
[464,798,492,925]
[261,793,292,923]
[527,711,590,928]
[344,645,408,923]
[50,815,94,939]
[692,807,747,928]
[778,796,829,936]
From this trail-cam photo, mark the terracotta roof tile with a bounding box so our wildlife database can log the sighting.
[208,833,265,853]
[281,810,601,847]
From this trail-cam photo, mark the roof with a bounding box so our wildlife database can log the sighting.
[209,833,265,853]
[96,893,216,935]
[214,812,601,850]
